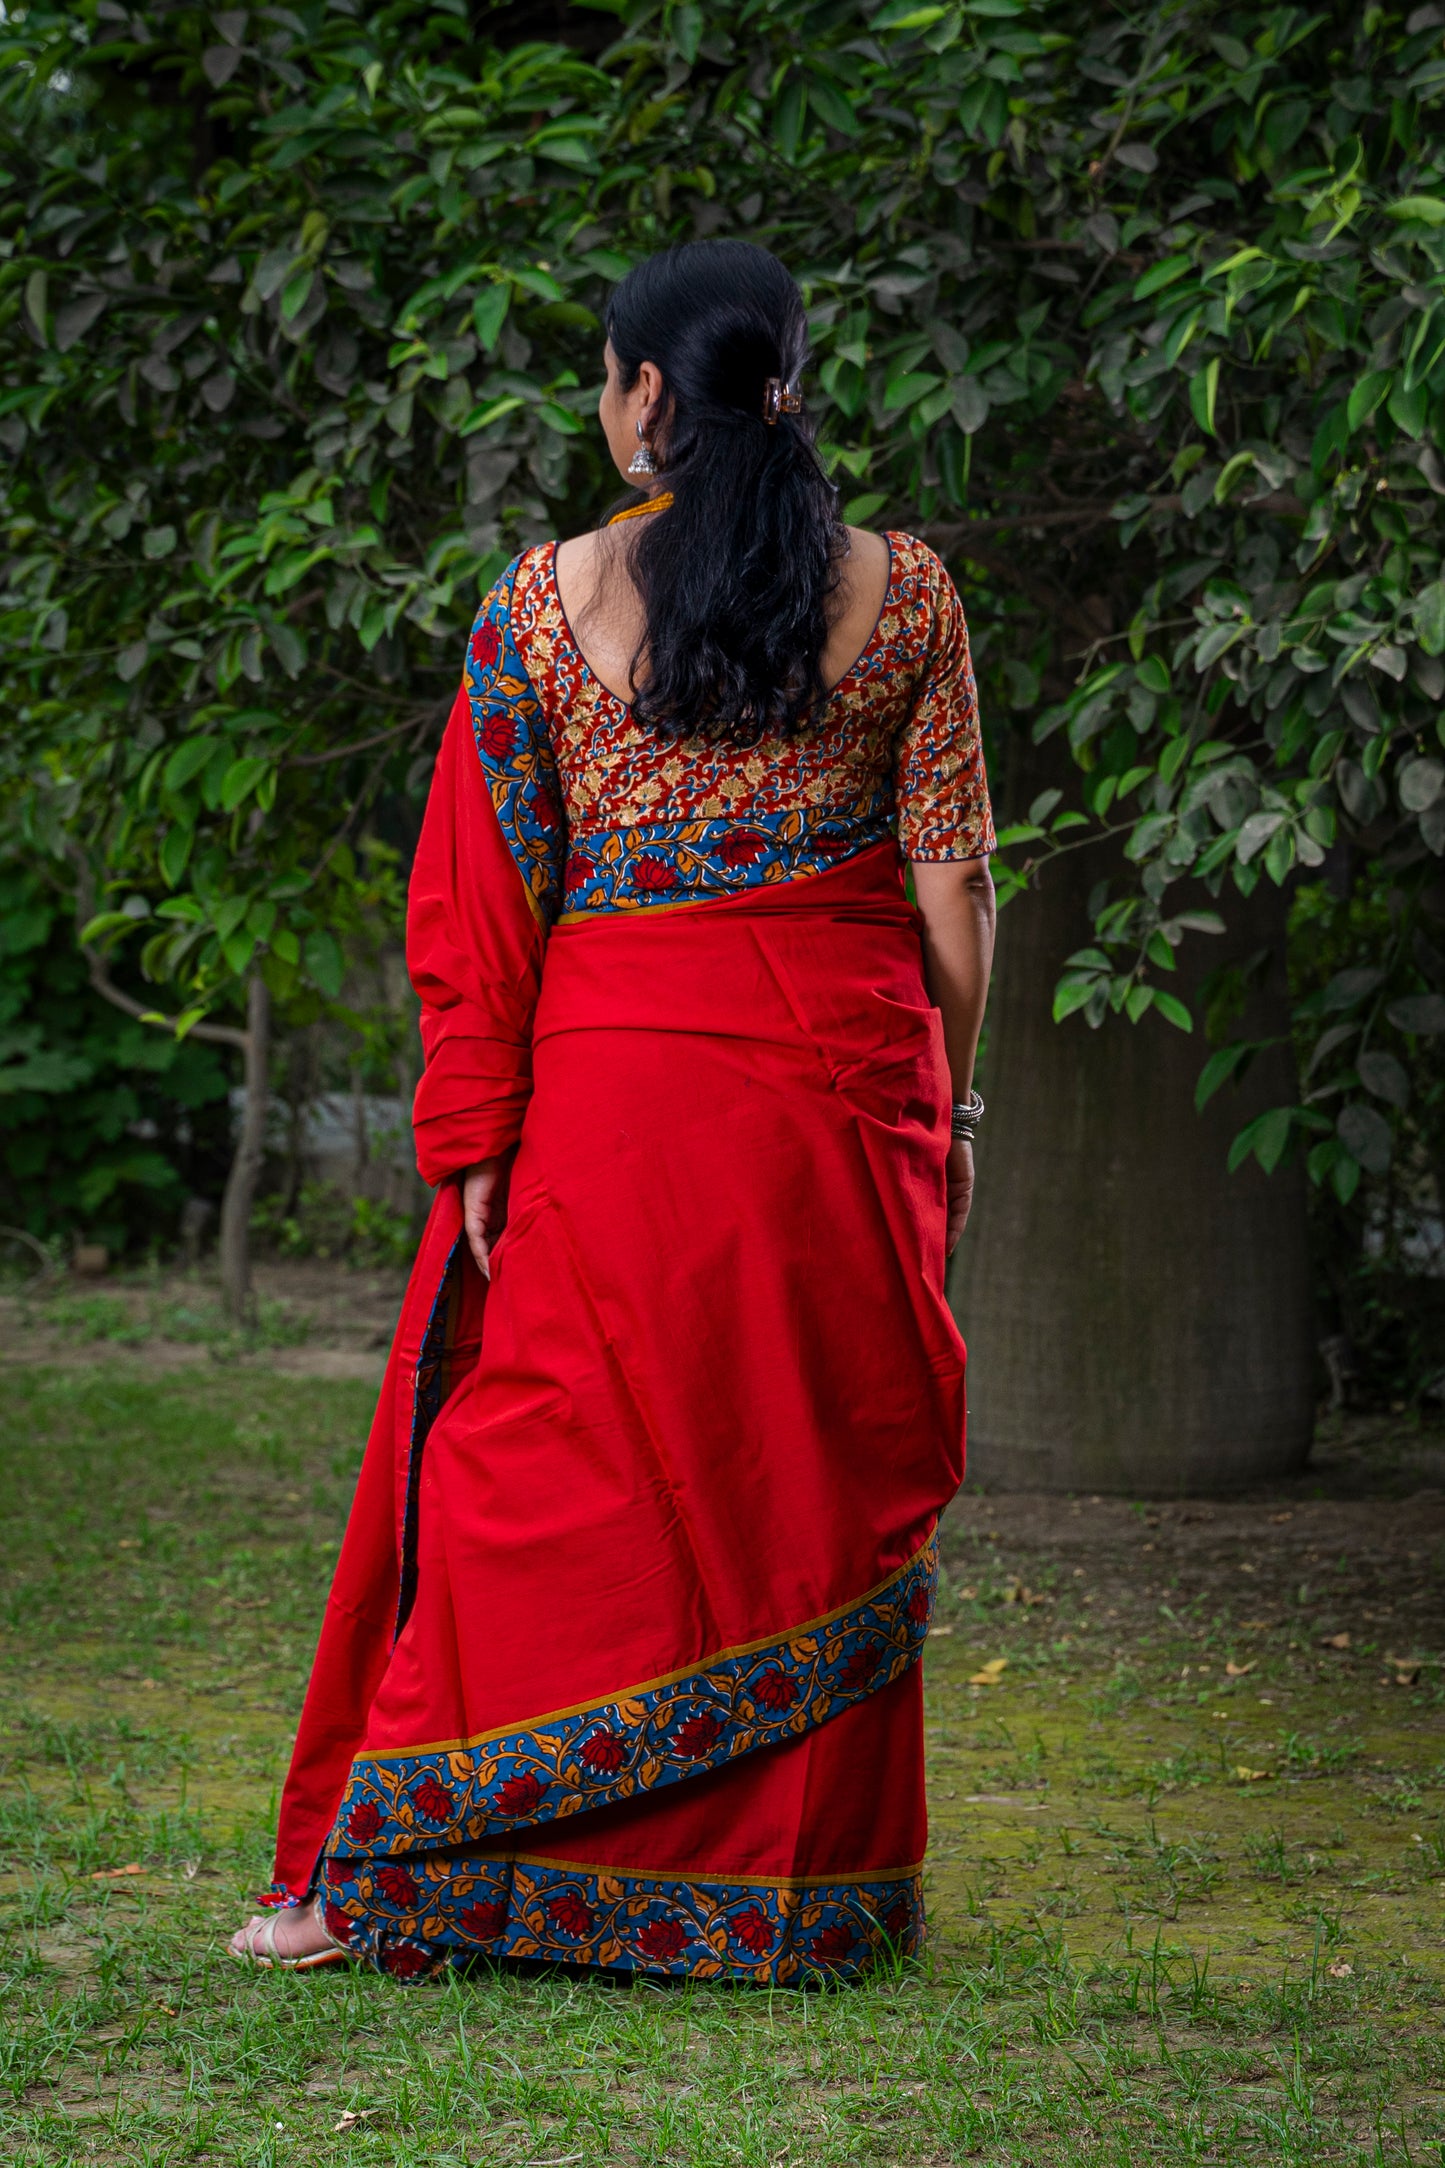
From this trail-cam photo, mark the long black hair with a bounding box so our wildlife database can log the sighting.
[604,240,845,742]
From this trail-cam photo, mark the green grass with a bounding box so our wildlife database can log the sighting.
[0,1369,1442,2165]
[12,1282,311,1354]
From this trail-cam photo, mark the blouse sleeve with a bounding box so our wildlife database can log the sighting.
[893,547,995,861]
[406,565,559,1187]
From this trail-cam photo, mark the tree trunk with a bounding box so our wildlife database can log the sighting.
[218,973,271,1325]
[949,784,1316,1495]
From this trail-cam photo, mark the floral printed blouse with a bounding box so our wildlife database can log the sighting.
[461,528,993,924]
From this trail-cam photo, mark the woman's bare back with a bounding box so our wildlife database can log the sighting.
[553,522,892,709]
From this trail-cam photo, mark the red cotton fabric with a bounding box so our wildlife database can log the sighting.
[270,687,969,1980]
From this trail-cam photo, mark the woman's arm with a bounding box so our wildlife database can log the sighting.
[910,855,997,1255]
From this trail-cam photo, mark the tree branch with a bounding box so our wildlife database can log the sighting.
[70,856,249,1051]
[288,719,422,767]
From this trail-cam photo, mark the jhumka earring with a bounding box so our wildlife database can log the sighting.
[627,418,659,477]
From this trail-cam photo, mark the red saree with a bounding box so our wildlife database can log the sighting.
[269,687,968,1984]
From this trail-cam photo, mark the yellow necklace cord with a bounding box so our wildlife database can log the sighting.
[609,492,674,524]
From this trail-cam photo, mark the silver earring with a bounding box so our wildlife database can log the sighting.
[628,418,658,477]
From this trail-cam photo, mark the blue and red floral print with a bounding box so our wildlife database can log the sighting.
[318,1850,923,1986]
[325,1536,937,1860]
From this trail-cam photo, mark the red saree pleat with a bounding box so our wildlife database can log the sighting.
[270,691,967,1984]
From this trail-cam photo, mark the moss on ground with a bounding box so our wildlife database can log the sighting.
[0,1367,1442,2165]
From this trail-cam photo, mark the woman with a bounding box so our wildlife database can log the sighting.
[230,239,995,1985]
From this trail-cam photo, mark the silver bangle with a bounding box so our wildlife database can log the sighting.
[950,1090,984,1142]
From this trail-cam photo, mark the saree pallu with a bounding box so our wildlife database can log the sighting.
[268,698,967,1985]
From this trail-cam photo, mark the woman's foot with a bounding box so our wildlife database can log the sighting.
[228,1896,348,1968]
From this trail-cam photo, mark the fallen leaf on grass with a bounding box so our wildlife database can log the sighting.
[1225,1660,1255,1677]
[1327,1960,1353,1979]
[1269,1511,1293,1524]
[1003,1580,1047,1607]
[1387,1657,1421,1685]
[968,1658,1008,1685]
[959,1586,978,1599]
[333,2108,381,2133]
[90,1863,145,1880]
[1239,1618,1275,1631]
[1233,1767,1274,1783]
[1320,1632,1351,1650]
[928,1624,955,1637]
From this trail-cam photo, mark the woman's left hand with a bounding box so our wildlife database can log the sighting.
[945,1138,974,1257]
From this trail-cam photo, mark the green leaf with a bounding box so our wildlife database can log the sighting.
[1135,655,1170,695]
[219,758,272,813]
[1228,1106,1291,1174]
[304,928,344,998]
[163,739,220,794]
[1346,370,1391,431]
[1385,195,1445,224]
[159,825,193,889]
[1386,379,1428,438]
[1357,1050,1409,1109]
[1414,582,1445,658]
[950,378,988,434]
[509,268,565,302]
[220,930,257,977]
[1188,357,1220,437]
[882,371,942,412]
[1250,1106,1293,1172]
[807,77,860,137]
[1337,1100,1392,1173]
[1195,1041,1252,1109]
[472,285,511,352]
[1236,810,1284,863]
[24,269,47,344]
[1152,991,1193,1033]
[1133,254,1193,301]
[1385,994,1445,1035]
[776,75,807,160]
[1213,451,1255,503]
[1331,1151,1362,1206]
[873,0,949,26]
[1052,977,1099,1023]
[460,395,525,435]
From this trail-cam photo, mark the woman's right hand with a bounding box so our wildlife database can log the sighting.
[461,1156,511,1278]
[945,1138,974,1257]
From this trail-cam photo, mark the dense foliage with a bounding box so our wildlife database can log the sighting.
[0,858,230,1249]
[0,0,1441,1362]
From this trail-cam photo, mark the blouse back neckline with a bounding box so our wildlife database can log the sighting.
[544,532,899,729]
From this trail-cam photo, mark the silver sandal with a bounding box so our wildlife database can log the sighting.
[230,1898,351,1971]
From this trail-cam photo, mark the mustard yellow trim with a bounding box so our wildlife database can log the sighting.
[608,492,674,523]
[367,1530,935,1762]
